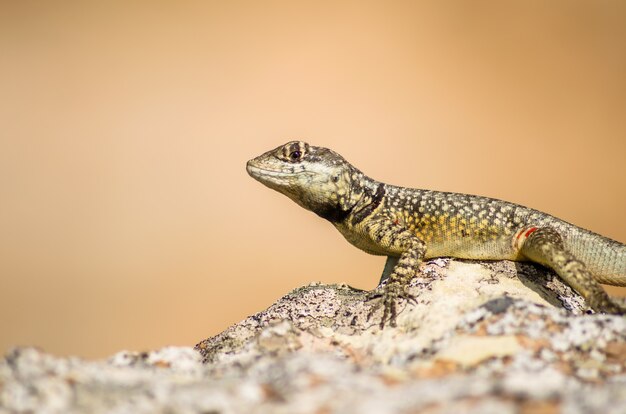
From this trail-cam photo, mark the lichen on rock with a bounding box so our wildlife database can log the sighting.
[1,259,624,413]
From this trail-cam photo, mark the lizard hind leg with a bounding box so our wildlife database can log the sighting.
[518,226,625,314]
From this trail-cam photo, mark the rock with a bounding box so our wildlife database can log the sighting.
[1,259,624,413]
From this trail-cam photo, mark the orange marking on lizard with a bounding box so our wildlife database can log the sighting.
[524,227,538,238]
[514,226,539,249]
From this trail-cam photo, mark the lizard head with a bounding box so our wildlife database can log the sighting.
[246,141,363,222]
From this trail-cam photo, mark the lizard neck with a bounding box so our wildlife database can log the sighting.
[317,174,384,225]
[315,173,383,224]
[347,177,385,225]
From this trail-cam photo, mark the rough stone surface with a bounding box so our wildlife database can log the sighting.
[1,259,625,413]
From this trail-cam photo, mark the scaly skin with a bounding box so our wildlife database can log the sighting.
[247,141,626,328]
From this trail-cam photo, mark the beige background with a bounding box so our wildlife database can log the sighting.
[1,1,625,359]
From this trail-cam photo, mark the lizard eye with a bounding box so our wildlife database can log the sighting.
[289,150,302,161]
[282,141,308,162]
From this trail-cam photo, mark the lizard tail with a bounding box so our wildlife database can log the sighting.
[563,226,626,286]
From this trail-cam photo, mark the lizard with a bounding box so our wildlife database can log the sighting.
[246,141,626,328]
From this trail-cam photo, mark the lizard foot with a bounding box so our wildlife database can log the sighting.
[589,295,626,315]
[365,282,416,329]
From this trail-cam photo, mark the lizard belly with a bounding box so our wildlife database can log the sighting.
[424,237,519,261]
[335,220,519,260]
[334,222,393,256]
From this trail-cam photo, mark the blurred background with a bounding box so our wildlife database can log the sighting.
[1,1,624,359]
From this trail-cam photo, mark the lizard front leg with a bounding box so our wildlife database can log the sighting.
[363,217,426,328]
[379,256,399,284]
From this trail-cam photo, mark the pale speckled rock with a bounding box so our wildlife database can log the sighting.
[1,259,624,414]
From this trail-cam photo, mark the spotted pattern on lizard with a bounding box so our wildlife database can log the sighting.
[247,141,626,328]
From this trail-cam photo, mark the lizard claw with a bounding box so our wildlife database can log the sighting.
[590,295,626,315]
[365,288,384,323]
[364,284,416,329]
[364,290,384,302]
[400,292,418,305]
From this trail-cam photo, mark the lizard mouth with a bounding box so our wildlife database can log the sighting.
[246,164,283,177]
[246,162,309,178]
[246,162,307,193]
